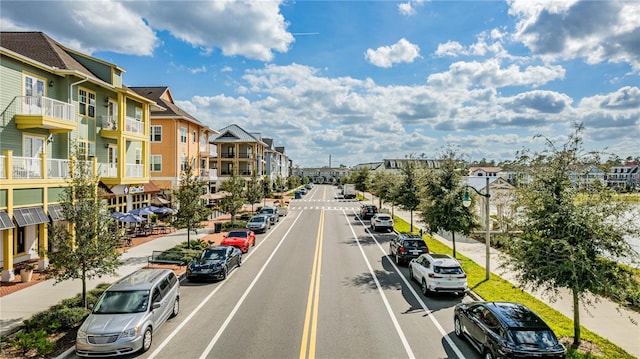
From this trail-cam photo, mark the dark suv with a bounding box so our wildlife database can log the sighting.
[388,233,429,265]
[360,204,378,219]
[454,302,566,358]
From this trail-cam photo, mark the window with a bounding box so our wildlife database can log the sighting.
[134,107,142,120]
[15,227,25,254]
[78,88,96,118]
[180,127,187,144]
[180,156,187,172]
[23,135,45,157]
[150,126,162,142]
[200,132,207,148]
[192,130,197,143]
[135,149,141,165]
[150,155,162,172]
[23,74,45,97]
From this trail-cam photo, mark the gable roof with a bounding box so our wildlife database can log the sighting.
[213,124,266,145]
[129,86,205,127]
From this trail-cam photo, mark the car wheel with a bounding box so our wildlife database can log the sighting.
[409,268,414,281]
[170,297,179,318]
[141,327,152,353]
[454,316,463,338]
[253,239,256,247]
[221,266,228,280]
[421,279,429,296]
[484,350,494,359]
[238,254,242,267]
[395,253,401,265]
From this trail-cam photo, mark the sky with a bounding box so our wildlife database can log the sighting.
[1,0,639,168]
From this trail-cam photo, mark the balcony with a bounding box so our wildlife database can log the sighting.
[125,163,144,178]
[200,168,218,181]
[98,115,119,139]
[238,153,253,159]
[14,96,77,133]
[47,158,71,178]
[125,116,144,135]
[97,162,118,178]
[12,156,42,179]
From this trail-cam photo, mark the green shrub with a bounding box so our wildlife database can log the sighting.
[222,220,247,231]
[13,329,55,356]
[23,306,88,333]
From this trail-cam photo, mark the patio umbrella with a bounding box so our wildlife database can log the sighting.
[110,211,125,219]
[154,207,176,215]
[130,207,154,216]
[142,205,162,213]
[117,213,144,223]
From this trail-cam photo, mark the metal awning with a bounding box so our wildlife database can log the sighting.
[0,210,15,230]
[14,206,49,227]
[48,204,65,221]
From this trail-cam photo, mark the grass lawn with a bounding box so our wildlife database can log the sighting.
[393,216,635,359]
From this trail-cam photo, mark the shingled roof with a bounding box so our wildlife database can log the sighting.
[129,86,202,125]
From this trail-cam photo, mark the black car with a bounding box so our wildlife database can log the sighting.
[388,232,428,265]
[360,204,378,219]
[186,245,242,281]
[454,302,566,359]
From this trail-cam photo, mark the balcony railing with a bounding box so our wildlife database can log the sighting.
[125,163,143,178]
[125,116,144,135]
[210,147,218,157]
[100,115,118,131]
[221,153,235,158]
[238,153,253,159]
[16,96,75,122]
[12,156,42,179]
[48,158,70,178]
[0,156,5,179]
[97,162,118,177]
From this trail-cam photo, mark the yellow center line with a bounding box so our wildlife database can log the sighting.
[299,209,324,359]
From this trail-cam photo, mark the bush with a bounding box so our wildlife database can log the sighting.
[222,220,247,231]
[12,329,55,356]
[23,306,88,333]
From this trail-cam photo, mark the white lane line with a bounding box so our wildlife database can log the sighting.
[148,212,297,359]
[343,209,416,359]
[197,211,304,359]
[352,209,466,359]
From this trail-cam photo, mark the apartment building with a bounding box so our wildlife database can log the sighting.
[0,32,159,279]
[130,87,217,199]
[210,124,267,189]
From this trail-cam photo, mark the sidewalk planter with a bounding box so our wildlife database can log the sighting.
[20,268,33,282]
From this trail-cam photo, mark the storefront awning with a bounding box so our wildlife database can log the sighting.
[0,210,15,230]
[13,206,49,227]
[151,196,170,205]
[48,204,65,221]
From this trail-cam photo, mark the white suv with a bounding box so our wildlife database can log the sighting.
[409,253,467,297]
[370,213,394,232]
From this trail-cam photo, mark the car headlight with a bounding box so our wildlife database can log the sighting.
[122,327,139,338]
[77,329,87,339]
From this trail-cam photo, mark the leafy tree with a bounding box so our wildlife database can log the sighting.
[45,154,121,308]
[172,159,211,250]
[371,171,399,210]
[353,167,371,197]
[420,148,475,258]
[245,171,264,213]
[262,176,273,199]
[394,159,424,232]
[504,124,640,348]
[287,175,300,190]
[219,172,246,223]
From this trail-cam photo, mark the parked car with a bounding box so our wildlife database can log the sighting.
[370,213,394,232]
[221,229,256,253]
[76,268,180,356]
[409,253,467,296]
[186,245,242,281]
[360,204,378,219]
[246,214,270,233]
[454,301,566,359]
[305,183,313,189]
[258,206,279,223]
[388,232,428,265]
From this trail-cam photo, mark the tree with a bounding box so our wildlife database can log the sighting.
[420,148,475,258]
[219,172,246,223]
[287,175,300,190]
[394,160,423,232]
[245,171,264,213]
[262,176,273,200]
[45,155,122,308]
[504,124,639,349]
[353,167,371,198]
[172,159,211,250]
[371,171,399,211]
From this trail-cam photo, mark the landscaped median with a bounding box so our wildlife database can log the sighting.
[393,216,635,359]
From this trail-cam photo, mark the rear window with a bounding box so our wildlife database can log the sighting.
[227,231,247,238]
[377,215,391,220]
[434,266,463,274]
[508,329,558,348]
[403,240,426,249]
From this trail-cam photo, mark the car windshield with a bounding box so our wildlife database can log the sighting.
[404,240,426,248]
[93,290,150,314]
[509,329,558,347]
[249,217,265,223]
[202,249,226,260]
[260,208,274,214]
[227,231,247,238]
[434,266,463,274]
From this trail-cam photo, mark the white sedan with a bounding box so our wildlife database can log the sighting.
[408,253,468,297]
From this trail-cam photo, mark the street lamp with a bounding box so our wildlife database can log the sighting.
[463,176,491,281]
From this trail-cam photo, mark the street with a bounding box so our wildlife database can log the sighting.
[68,185,478,359]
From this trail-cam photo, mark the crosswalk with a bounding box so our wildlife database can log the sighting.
[288,206,357,211]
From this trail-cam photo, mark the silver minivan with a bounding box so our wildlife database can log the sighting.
[76,268,180,357]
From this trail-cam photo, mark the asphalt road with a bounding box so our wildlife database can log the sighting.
[68,185,480,359]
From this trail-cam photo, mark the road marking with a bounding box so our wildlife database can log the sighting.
[352,209,466,359]
[343,209,416,359]
[299,209,324,359]
[147,212,301,359]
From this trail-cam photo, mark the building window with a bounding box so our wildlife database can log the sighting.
[192,130,197,143]
[78,88,96,118]
[150,126,162,142]
[180,127,187,144]
[15,226,25,254]
[135,149,141,165]
[180,156,187,172]
[150,155,162,172]
[135,107,142,120]
[200,132,207,148]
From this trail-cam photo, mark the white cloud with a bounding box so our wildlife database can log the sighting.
[364,38,421,68]
[398,2,416,16]
[509,0,640,70]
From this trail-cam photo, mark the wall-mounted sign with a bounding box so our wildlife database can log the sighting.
[125,185,145,194]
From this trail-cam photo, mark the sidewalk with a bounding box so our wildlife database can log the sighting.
[0,218,229,337]
[383,200,640,358]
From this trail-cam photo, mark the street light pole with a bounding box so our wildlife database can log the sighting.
[463,176,491,281]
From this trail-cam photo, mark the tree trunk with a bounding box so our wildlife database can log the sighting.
[572,288,581,349]
[452,231,457,258]
[82,269,87,309]
[410,209,414,232]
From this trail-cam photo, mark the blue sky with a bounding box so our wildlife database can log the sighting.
[2,0,638,167]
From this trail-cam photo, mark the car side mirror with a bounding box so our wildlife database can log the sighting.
[152,302,162,310]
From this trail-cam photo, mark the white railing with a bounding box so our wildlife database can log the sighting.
[209,147,218,157]
[209,168,217,180]
[12,156,42,179]
[48,158,70,178]
[100,115,118,131]
[125,163,143,178]
[0,156,5,179]
[125,116,144,135]
[17,96,75,122]
[97,162,118,177]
